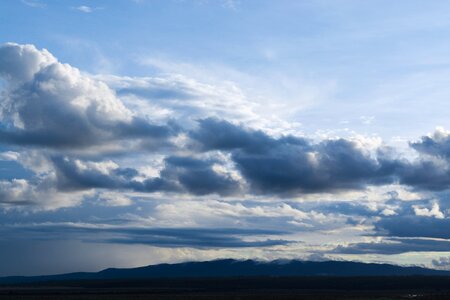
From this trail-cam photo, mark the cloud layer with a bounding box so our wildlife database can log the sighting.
[4,43,450,203]
[2,43,450,272]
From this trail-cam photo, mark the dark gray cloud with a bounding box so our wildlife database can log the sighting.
[232,139,389,195]
[104,227,290,248]
[316,202,380,218]
[191,118,396,195]
[190,118,450,194]
[374,216,450,239]
[52,155,240,196]
[410,130,450,158]
[396,160,450,191]
[52,156,131,191]
[37,117,450,199]
[190,118,302,153]
[159,156,240,196]
[334,238,450,255]
[6,224,291,249]
[395,129,450,190]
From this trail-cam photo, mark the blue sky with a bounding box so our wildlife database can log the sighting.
[1,0,450,276]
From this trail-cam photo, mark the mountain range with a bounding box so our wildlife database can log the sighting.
[2,259,450,285]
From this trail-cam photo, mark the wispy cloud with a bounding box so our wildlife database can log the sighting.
[221,0,239,10]
[21,0,45,8]
[71,5,103,13]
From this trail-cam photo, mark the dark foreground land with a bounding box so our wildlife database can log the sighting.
[2,277,450,300]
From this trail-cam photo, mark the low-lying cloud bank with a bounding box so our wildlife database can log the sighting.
[1,222,290,248]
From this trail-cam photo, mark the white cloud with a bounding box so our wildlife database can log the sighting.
[0,177,90,210]
[0,43,131,125]
[0,151,20,161]
[72,6,94,13]
[98,192,133,206]
[151,199,334,231]
[99,73,258,129]
[381,208,397,216]
[0,43,178,152]
[21,0,45,8]
[0,43,56,84]
[134,56,335,136]
[413,202,445,219]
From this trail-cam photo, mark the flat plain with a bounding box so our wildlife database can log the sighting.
[2,277,450,299]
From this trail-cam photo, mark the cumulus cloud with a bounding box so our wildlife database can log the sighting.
[0,177,89,209]
[410,127,450,158]
[191,118,397,195]
[413,202,445,219]
[190,119,450,195]
[396,159,450,191]
[52,156,133,191]
[0,43,56,83]
[158,156,240,196]
[0,179,38,205]
[0,43,177,150]
[50,155,240,196]
[395,128,450,191]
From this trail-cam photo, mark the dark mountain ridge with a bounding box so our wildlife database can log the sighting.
[2,259,449,285]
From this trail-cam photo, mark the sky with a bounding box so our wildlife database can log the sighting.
[1,0,450,276]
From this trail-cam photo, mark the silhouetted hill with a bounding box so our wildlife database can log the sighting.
[1,259,449,285]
